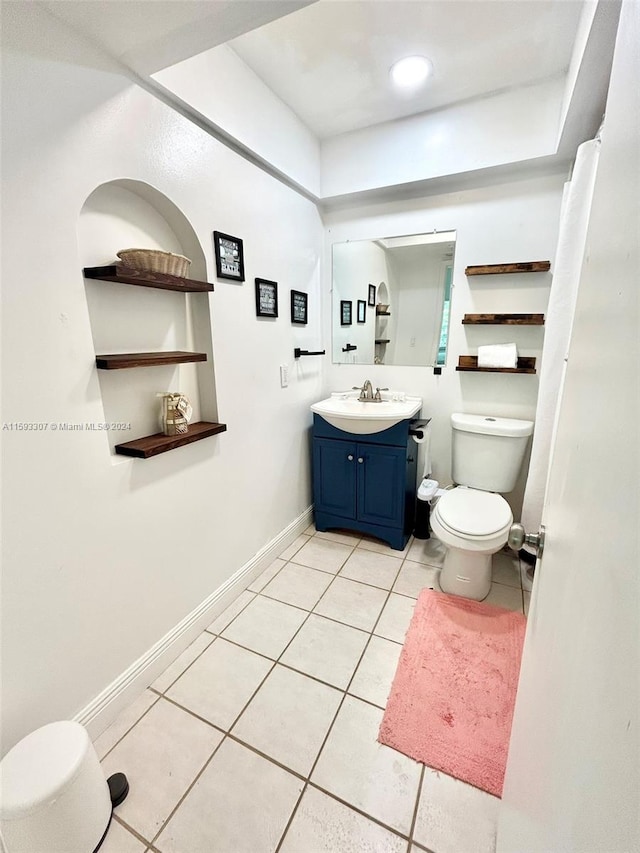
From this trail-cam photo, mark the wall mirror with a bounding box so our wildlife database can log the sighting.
[332,231,456,367]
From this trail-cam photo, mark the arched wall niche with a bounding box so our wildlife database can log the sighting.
[79,179,218,457]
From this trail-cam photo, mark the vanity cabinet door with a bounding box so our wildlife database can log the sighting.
[313,438,357,520]
[356,443,405,528]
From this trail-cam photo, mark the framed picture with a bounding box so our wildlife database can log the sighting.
[255,278,278,317]
[213,231,245,281]
[340,300,352,326]
[357,300,366,323]
[368,284,376,306]
[290,290,308,325]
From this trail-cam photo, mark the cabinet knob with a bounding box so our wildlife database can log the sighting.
[358,457,364,464]
[347,454,354,461]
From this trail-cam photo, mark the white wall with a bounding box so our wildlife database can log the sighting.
[1,3,323,753]
[559,0,599,132]
[324,174,565,508]
[153,43,321,197]
[321,79,564,198]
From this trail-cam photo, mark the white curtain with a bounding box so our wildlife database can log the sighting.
[521,137,601,537]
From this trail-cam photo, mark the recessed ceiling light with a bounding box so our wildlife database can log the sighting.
[390,56,432,89]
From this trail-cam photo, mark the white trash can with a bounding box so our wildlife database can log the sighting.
[0,721,113,853]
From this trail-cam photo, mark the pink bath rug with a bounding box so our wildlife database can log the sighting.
[378,589,526,797]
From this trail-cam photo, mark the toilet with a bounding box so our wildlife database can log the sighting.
[431,413,534,600]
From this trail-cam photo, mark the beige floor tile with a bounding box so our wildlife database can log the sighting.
[413,768,500,853]
[311,696,422,836]
[93,690,159,760]
[279,534,311,561]
[349,635,403,709]
[292,537,354,574]
[232,665,342,776]
[261,562,333,610]
[151,633,214,694]
[281,614,369,689]
[484,582,524,613]
[392,560,440,599]
[407,536,446,567]
[358,535,411,558]
[492,550,522,588]
[280,785,406,853]
[166,639,272,730]
[100,819,147,853]
[221,595,308,659]
[101,698,222,843]
[374,593,417,644]
[247,558,287,593]
[339,548,403,590]
[206,590,255,635]
[303,522,317,535]
[313,577,387,632]
[155,739,303,853]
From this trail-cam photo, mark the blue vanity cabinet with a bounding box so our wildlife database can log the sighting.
[312,414,418,550]
[356,444,406,528]
[313,437,357,520]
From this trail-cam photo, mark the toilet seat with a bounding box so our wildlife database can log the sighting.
[434,487,512,539]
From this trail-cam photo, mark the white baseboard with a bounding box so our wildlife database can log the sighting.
[76,506,314,740]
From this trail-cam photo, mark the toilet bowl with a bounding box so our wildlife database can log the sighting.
[431,486,513,600]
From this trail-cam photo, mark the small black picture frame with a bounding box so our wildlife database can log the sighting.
[290,290,308,325]
[368,284,376,307]
[341,300,352,326]
[357,300,366,323]
[213,231,245,281]
[255,278,278,317]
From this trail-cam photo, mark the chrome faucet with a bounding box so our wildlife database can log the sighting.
[353,379,375,401]
[374,386,389,401]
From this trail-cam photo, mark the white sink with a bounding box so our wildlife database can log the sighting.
[311,392,422,434]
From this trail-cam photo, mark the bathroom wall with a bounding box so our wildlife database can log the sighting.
[323,172,566,509]
[1,3,323,753]
[153,43,321,196]
[320,78,565,198]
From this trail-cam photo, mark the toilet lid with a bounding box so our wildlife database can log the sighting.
[436,488,512,536]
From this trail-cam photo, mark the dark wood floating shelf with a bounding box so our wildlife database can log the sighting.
[84,265,214,293]
[96,351,208,370]
[375,339,390,344]
[465,262,551,276]
[376,311,391,316]
[115,421,227,458]
[456,356,537,374]
[462,313,545,325]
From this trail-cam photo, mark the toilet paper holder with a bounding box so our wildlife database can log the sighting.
[409,418,432,439]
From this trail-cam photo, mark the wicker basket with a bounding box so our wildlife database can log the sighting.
[116,248,192,278]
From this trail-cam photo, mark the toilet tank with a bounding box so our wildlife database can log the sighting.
[451,413,534,493]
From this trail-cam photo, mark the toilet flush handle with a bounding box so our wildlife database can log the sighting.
[508,523,546,558]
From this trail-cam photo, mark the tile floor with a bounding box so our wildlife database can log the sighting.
[95,525,529,853]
